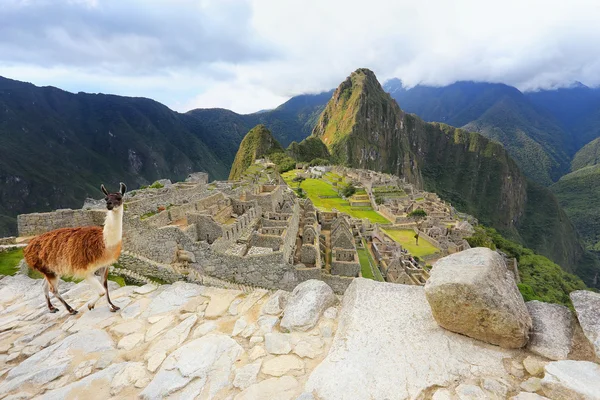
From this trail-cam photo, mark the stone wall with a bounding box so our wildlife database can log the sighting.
[124,225,198,264]
[117,253,181,283]
[331,260,360,277]
[0,237,16,245]
[17,209,106,237]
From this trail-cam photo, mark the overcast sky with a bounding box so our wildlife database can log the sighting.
[1,0,599,113]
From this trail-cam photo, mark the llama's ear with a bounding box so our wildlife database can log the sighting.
[120,182,127,195]
[101,184,109,196]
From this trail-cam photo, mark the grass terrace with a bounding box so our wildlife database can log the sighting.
[282,170,389,223]
[382,229,439,258]
[0,249,24,276]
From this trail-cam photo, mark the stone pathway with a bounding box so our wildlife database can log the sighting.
[0,275,337,400]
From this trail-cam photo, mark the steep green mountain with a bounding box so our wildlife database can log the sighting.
[383,80,572,185]
[0,76,230,236]
[571,136,600,171]
[229,124,287,180]
[317,69,600,286]
[551,164,600,254]
[286,136,331,163]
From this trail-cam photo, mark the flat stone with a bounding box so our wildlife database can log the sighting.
[0,329,114,397]
[232,317,248,336]
[73,360,95,379]
[230,289,268,316]
[233,360,262,390]
[293,338,324,359]
[541,360,600,400]
[432,388,454,400]
[257,315,279,333]
[455,384,487,399]
[306,278,520,400]
[235,376,299,400]
[425,248,532,348]
[118,333,144,351]
[526,300,574,360]
[265,332,292,354]
[521,377,542,393]
[262,290,290,315]
[510,393,550,400]
[281,280,336,332]
[249,345,267,361]
[38,362,133,400]
[147,351,166,373]
[204,288,242,319]
[140,334,243,400]
[481,377,510,398]
[250,336,264,345]
[262,354,304,377]
[111,320,145,337]
[192,321,217,338]
[240,324,257,338]
[570,290,600,358]
[145,315,175,342]
[522,355,547,377]
[110,362,147,395]
[143,282,203,317]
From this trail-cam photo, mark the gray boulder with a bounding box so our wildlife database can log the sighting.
[306,278,521,400]
[280,280,336,332]
[526,300,574,360]
[424,247,532,348]
[541,360,600,400]
[570,290,600,359]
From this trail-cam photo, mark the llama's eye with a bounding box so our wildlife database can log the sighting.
[105,197,108,201]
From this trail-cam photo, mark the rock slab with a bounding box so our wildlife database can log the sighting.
[424,247,532,348]
[541,360,600,400]
[570,290,600,359]
[526,300,574,360]
[306,278,520,400]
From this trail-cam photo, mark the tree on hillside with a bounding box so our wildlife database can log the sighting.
[341,183,356,198]
[408,209,427,245]
[292,176,306,198]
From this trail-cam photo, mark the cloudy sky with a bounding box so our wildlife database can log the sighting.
[1,0,599,113]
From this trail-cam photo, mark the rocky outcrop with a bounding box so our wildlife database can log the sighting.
[425,248,532,348]
[570,290,600,359]
[526,300,574,360]
[541,360,600,399]
[280,280,336,332]
[305,278,525,400]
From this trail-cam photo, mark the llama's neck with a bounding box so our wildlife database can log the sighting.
[104,206,123,248]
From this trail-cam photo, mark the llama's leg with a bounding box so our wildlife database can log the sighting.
[101,267,120,312]
[42,276,58,313]
[85,273,106,311]
[47,276,77,315]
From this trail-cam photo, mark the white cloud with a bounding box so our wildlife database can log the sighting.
[1,0,600,113]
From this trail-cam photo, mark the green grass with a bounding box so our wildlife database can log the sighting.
[141,210,158,220]
[281,170,389,223]
[0,249,24,276]
[382,229,439,257]
[357,248,374,279]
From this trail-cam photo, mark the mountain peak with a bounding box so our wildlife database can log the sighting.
[228,124,284,180]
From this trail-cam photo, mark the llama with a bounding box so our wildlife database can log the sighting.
[24,183,127,314]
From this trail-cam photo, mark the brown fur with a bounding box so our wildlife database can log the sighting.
[24,226,121,278]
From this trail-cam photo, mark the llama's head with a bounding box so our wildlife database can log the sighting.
[101,183,127,211]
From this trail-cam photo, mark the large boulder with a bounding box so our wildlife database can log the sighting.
[526,301,574,360]
[306,278,522,400]
[280,280,336,332]
[570,290,600,359]
[541,360,600,400]
[424,247,532,348]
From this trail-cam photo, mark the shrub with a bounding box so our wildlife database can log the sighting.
[341,183,356,198]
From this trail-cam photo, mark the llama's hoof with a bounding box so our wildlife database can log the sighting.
[49,307,58,313]
[87,303,95,311]
[109,305,120,313]
[69,309,79,315]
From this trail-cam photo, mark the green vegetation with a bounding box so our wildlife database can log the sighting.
[357,248,374,279]
[148,181,165,189]
[407,209,427,219]
[551,164,600,251]
[281,170,389,223]
[0,249,24,276]
[571,136,600,172]
[466,226,589,308]
[340,183,356,198]
[382,229,439,257]
[287,137,331,163]
[140,210,158,220]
